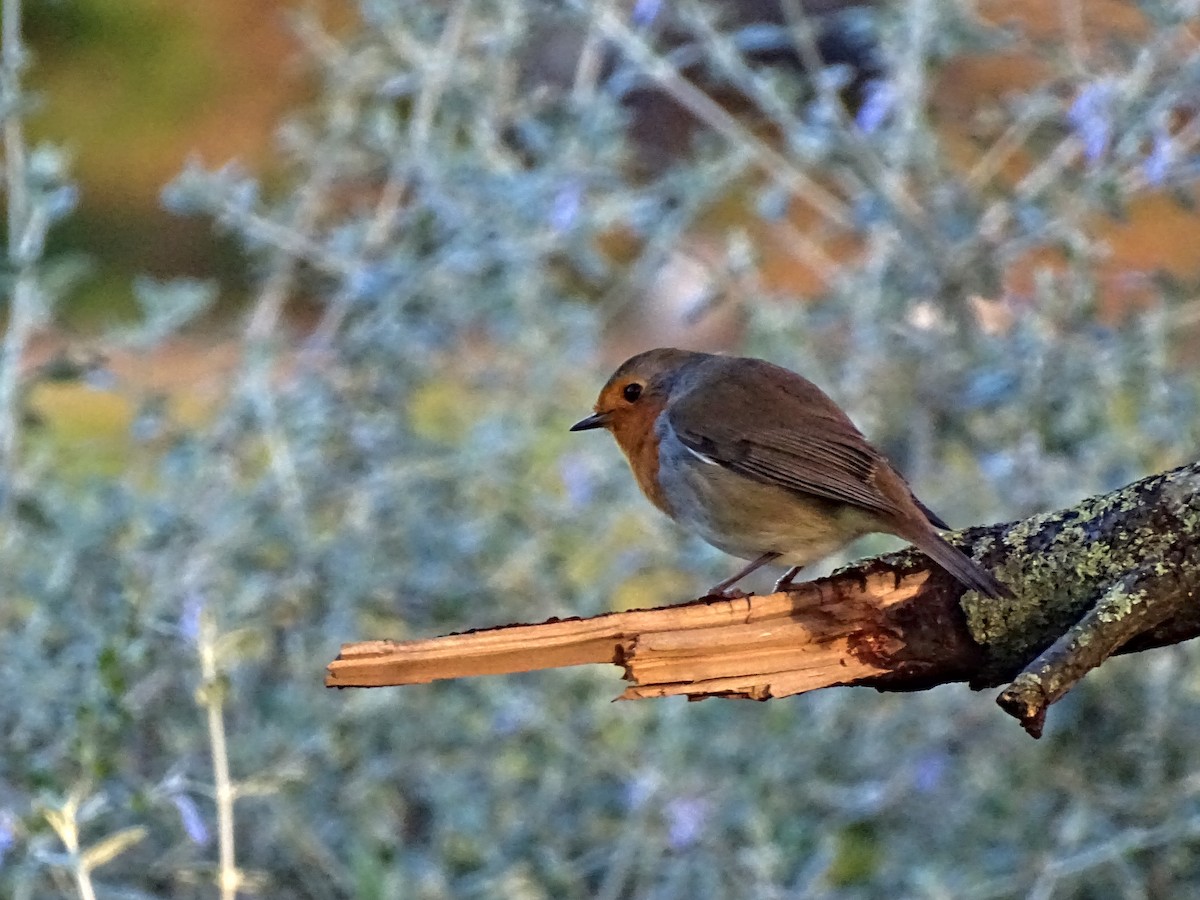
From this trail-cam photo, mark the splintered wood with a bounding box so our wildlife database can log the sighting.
[326,572,931,701]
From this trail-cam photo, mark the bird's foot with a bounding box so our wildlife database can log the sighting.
[703,552,780,599]
[701,586,754,601]
[772,566,804,592]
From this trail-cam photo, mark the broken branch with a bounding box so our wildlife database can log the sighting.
[327,461,1200,736]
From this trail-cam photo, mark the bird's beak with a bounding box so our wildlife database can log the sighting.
[570,411,611,432]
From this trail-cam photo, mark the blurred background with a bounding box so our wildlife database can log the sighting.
[4,0,1200,897]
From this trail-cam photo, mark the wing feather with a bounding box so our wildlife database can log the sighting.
[667,359,903,518]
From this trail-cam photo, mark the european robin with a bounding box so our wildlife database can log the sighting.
[571,348,1011,599]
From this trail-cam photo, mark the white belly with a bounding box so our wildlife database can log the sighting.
[655,429,878,566]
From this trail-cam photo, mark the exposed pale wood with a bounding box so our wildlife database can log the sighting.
[326,595,780,686]
[327,570,936,695]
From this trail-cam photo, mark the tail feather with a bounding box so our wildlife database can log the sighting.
[911,530,1013,600]
[914,496,950,531]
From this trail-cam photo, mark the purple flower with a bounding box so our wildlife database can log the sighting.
[665,796,710,850]
[0,811,15,867]
[1144,127,1174,186]
[855,80,895,134]
[180,592,204,646]
[632,0,662,27]
[549,182,583,234]
[912,752,949,793]
[170,792,210,846]
[1068,80,1116,164]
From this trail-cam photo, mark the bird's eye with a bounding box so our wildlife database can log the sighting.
[623,383,643,403]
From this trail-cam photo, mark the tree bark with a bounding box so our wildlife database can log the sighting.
[326,461,1200,736]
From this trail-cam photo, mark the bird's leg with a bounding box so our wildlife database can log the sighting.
[705,552,780,598]
[773,566,804,592]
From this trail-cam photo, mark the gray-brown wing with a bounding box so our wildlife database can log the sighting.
[666,360,902,517]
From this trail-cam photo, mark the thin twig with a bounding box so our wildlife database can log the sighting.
[240,59,362,531]
[0,0,36,530]
[965,96,1057,192]
[199,612,240,900]
[572,0,609,103]
[778,0,933,233]
[1059,0,1089,77]
[410,0,469,153]
[967,816,1200,899]
[980,34,1165,242]
[43,792,99,900]
[596,7,854,230]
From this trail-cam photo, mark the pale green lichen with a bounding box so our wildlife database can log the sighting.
[958,462,1200,684]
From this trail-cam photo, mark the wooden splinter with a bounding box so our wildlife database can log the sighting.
[326,571,945,700]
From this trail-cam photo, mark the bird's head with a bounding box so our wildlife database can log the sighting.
[570,348,703,440]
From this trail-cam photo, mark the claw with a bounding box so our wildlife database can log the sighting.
[702,587,753,601]
[704,551,780,597]
[773,566,804,592]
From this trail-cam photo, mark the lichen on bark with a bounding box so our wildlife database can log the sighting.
[931,461,1200,735]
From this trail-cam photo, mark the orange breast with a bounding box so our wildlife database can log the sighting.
[609,400,674,516]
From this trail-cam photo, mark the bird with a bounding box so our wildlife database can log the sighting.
[570,348,1011,600]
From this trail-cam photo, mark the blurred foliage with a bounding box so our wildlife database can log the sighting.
[4,0,1200,898]
[21,0,311,327]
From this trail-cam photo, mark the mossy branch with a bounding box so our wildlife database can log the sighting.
[327,462,1200,736]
